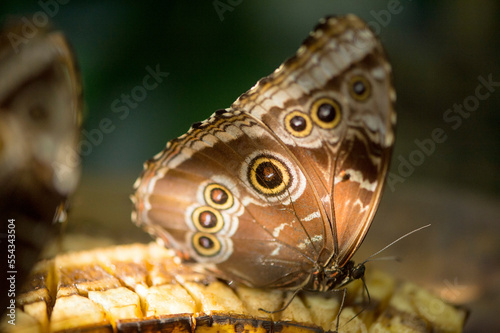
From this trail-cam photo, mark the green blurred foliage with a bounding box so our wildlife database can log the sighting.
[1,0,499,194]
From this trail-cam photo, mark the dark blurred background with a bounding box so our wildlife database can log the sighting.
[1,1,499,331]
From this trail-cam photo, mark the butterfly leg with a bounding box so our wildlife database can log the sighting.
[258,288,301,314]
[332,287,347,333]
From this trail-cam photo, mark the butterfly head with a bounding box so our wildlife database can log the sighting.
[335,261,366,290]
[305,259,365,292]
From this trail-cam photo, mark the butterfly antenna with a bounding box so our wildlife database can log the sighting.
[361,224,431,265]
[366,255,402,262]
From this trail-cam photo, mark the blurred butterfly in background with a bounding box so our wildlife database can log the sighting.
[0,17,82,312]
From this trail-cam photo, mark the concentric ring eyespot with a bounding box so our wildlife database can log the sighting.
[192,206,224,233]
[192,233,221,257]
[349,75,371,101]
[310,98,342,129]
[248,155,290,196]
[284,111,313,137]
[204,183,233,210]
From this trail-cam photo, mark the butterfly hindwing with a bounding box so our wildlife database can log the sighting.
[134,111,328,288]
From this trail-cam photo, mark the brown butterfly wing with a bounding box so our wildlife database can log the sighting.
[232,15,396,268]
[332,59,396,267]
[133,112,328,289]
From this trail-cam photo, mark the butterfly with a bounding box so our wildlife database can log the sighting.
[0,17,82,314]
[132,14,396,296]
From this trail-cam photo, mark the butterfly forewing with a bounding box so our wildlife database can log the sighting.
[232,15,396,268]
[330,34,396,266]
